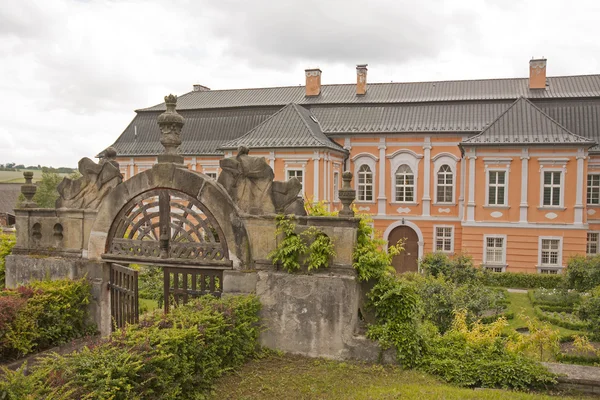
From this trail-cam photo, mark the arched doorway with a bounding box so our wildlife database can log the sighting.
[388,225,419,273]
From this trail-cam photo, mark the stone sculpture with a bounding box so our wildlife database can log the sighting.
[218,146,306,215]
[56,147,123,209]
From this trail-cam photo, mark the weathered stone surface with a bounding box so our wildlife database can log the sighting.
[56,155,123,210]
[218,147,305,215]
[223,270,258,294]
[256,270,361,359]
[543,362,600,394]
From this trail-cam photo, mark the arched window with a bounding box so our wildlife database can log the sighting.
[357,164,373,201]
[395,164,414,202]
[436,164,453,203]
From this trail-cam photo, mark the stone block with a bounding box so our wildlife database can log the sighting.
[223,270,258,294]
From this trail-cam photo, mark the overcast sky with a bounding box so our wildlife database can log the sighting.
[1,0,599,167]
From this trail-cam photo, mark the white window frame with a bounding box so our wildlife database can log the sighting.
[538,160,567,209]
[541,170,563,208]
[333,171,340,202]
[588,174,600,205]
[433,225,454,253]
[205,172,218,180]
[387,149,422,205]
[432,153,459,205]
[485,169,509,207]
[537,236,564,274]
[394,164,415,203]
[483,234,507,272]
[587,232,600,256]
[353,153,378,203]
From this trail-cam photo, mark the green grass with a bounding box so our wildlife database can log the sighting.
[505,292,583,337]
[211,354,585,400]
[0,170,70,183]
[139,298,160,314]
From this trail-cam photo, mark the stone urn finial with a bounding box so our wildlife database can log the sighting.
[157,94,185,165]
[338,171,356,217]
[21,171,37,208]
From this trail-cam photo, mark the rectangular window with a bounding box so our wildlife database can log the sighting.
[333,172,339,201]
[540,269,559,275]
[287,169,303,191]
[488,171,506,205]
[540,238,560,266]
[543,171,561,206]
[357,165,373,201]
[587,232,600,256]
[434,226,453,253]
[588,174,600,205]
[485,237,505,264]
[205,172,217,179]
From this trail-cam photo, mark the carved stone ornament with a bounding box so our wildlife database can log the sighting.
[338,171,356,217]
[218,146,306,216]
[56,147,123,209]
[21,171,37,208]
[157,94,185,165]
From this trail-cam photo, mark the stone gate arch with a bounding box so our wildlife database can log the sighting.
[87,162,251,269]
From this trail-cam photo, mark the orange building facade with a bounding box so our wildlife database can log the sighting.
[109,59,600,274]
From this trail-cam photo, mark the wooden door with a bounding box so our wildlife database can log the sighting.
[389,226,419,273]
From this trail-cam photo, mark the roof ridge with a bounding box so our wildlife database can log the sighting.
[291,104,330,147]
[462,98,522,143]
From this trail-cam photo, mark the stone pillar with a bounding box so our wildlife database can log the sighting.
[520,148,529,223]
[422,137,432,216]
[466,148,477,222]
[377,138,386,215]
[339,172,356,217]
[575,148,586,224]
[313,151,320,202]
[157,94,185,166]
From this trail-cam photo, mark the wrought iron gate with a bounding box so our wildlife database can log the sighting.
[109,263,139,329]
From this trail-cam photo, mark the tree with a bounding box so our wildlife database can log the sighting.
[17,171,63,208]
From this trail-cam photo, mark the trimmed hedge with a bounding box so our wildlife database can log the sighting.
[556,352,600,365]
[528,288,581,307]
[478,271,564,289]
[533,306,589,331]
[0,279,94,360]
[0,294,261,400]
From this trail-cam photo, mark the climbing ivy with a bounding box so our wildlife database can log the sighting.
[268,215,335,273]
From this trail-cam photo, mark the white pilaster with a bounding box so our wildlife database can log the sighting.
[459,149,466,221]
[378,137,387,215]
[466,148,477,222]
[191,156,197,171]
[520,148,529,223]
[268,151,275,169]
[422,137,432,216]
[129,157,134,178]
[313,151,321,202]
[575,148,586,224]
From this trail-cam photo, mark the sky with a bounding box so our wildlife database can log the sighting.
[1,0,600,168]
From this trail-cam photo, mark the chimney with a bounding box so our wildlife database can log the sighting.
[305,68,322,96]
[529,58,547,89]
[356,64,368,95]
[193,84,211,92]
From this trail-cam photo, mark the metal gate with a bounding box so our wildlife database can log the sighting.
[163,267,223,312]
[109,263,139,329]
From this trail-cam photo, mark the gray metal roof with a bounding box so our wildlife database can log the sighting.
[461,97,595,146]
[141,75,600,111]
[111,107,279,156]
[0,183,22,215]
[219,104,345,152]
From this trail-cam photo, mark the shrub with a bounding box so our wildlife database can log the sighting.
[453,284,507,324]
[0,279,94,360]
[411,274,455,334]
[0,234,16,288]
[419,253,452,278]
[533,306,589,331]
[565,255,600,291]
[366,275,426,367]
[421,312,557,390]
[478,271,564,289]
[577,286,600,335]
[353,215,400,282]
[419,253,478,285]
[528,288,581,307]
[0,295,261,400]
[134,264,164,307]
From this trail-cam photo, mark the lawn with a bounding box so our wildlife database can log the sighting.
[0,170,70,183]
[505,292,584,337]
[211,354,584,400]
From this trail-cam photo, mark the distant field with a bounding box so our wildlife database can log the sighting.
[0,170,70,183]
